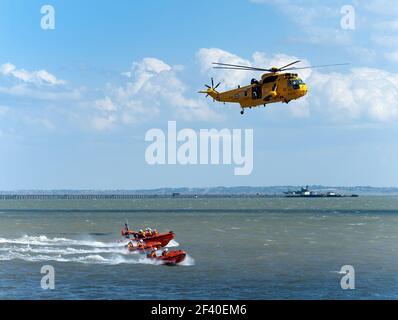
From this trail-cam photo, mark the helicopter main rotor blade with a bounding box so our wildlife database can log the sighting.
[214,61,302,72]
[212,62,270,72]
[213,61,350,73]
[283,63,350,71]
[214,82,221,89]
[213,66,271,72]
[279,60,301,70]
[211,77,214,88]
[212,62,254,69]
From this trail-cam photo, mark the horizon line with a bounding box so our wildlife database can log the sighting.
[1,185,398,192]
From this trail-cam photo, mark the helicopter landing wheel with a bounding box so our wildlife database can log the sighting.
[240,110,244,115]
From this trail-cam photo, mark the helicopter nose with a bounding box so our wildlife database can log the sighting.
[301,84,308,96]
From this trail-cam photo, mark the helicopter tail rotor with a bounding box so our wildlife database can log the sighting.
[198,77,221,101]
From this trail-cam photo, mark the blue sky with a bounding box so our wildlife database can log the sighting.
[1,0,398,189]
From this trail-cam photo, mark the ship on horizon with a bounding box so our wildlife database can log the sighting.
[284,186,359,198]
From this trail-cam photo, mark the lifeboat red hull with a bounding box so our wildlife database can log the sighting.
[151,250,186,265]
[144,232,175,248]
[121,230,175,248]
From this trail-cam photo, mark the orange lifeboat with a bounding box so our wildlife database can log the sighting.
[148,249,186,265]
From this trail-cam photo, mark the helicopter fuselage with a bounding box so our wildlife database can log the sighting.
[208,72,307,109]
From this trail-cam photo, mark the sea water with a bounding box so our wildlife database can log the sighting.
[0,196,397,299]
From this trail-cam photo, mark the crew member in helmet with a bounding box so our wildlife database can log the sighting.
[162,248,169,257]
[149,249,157,258]
[127,241,134,250]
[137,239,145,249]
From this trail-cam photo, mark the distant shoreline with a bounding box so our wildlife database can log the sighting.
[1,185,398,199]
[0,194,283,200]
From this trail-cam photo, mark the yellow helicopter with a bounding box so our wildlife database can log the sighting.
[199,60,348,114]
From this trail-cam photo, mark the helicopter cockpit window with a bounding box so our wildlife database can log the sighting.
[288,79,304,85]
[288,79,302,89]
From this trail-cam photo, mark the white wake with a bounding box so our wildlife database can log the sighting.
[0,235,193,266]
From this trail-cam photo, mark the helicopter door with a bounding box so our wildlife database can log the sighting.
[252,85,262,99]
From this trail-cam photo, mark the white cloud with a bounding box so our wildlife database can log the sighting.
[133,57,172,74]
[289,97,311,118]
[0,62,80,104]
[196,48,253,89]
[121,57,172,94]
[310,68,398,122]
[92,57,220,130]
[0,63,65,86]
[95,96,117,112]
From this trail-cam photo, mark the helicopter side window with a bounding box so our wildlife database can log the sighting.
[262,75,278,84]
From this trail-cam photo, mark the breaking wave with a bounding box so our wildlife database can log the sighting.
[180,254,195,266]
[0,235,125,248]
[166,239,179,248]
[0,235,193,266]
